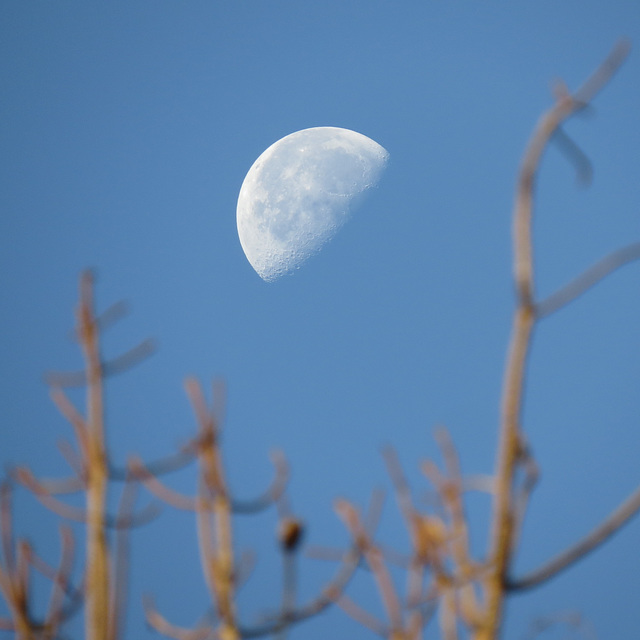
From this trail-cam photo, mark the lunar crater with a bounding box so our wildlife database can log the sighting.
[237,126,388,282]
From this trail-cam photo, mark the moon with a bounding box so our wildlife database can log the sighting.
[237,126,388,282]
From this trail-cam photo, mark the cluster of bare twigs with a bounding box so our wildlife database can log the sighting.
[0,272,369,640]
[1,40,639,640]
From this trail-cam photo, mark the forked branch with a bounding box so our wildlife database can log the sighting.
[481,39,632,640]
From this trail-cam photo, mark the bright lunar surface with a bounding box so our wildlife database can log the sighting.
[237,126,388,281]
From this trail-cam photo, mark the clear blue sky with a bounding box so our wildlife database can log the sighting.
[1,2,639,638]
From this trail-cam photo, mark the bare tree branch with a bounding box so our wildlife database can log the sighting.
[480,39,631,640]
[508,484,640,592]
[536,241,640,318]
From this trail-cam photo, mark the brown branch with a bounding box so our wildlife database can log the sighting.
[433,429,482,629]
[109,472,140,640]
[56,440,88,486]
[480,39,631,640]
[536,241,640,318]
[186,378,240,640]
[111,443,198,481]
[13,466,84,496]
[13,467,158,528]
[144,596,215,640]
[103,339,156,377]
[0,484,31,639]
[552,128,593,185]
[128,457,197,511]
[241,491,384,638]
[95,300,129,333]
[44,339,156,388]
[230,450,289,514]
[511,441,539,550]
[76,271,111,640]
[241,546,362,638]
[50,388,89,460]
[29,527,83,634]
[336,593,387,636]
[336,499,403,633]
[508,483,640,592]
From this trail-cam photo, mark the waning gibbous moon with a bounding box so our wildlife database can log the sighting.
[236,126,389,282]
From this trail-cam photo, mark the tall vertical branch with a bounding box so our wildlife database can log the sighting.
[185,379,239,640]
[77,272,111,640]
[480,41,630,639]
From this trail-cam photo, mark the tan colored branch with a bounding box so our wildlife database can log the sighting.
[433,429,482,629]
[44,339,155,388]
[241,493,384,638]
[50,388,90,460]
[480,40,631,639]
[336,593,387,635]
[536,241,640,318]
[77,272,111,640]
[230,449,289,514]
[144,596,214,640]
[508,483,640,592]
[185,378,239,640]
[128,456,197,511]
[336,499,404,634]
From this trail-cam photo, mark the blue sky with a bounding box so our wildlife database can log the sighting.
[1,2,639,638]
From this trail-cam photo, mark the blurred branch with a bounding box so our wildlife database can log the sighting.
[0,482,82,640]
[145,377,241,640]
[433,429,482,629]
[75,271,111,640]
[109,471,141,640]
[336,499,403,634]
[274,494,305,640]
[551,127,593,185]
[13,466,158,528]
[536,241,640,318]
[128,456,197,511]
[30,526,84,635]
[230,450,289,514]
[241,492,384,638]
[44,338,156,388]
[50,388,89,460]
[508,483,640,592]
[111,444,198,481]
[481,39,631,640]
[145,597,214,640]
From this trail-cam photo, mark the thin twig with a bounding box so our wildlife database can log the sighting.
[50,388,89,460]
[44,339,155,388]
[144,597,215,640]
[336,499,404,633]
[230,450,289,514]
[336,593,387,636]
[508,484,640,592]
[536,241,640,318]
[128,457,197,511]
[241,492,384,638]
